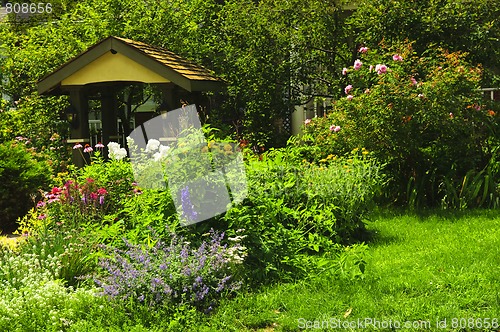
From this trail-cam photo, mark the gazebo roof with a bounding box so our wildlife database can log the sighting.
[38,36,224,95]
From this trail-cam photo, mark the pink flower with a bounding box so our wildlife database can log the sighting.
[369,65,374,72]
[365,89,370,94]
[342,67,348,75]
[375,64,387,74]
[90,192,98,200]
[38,214,46,220]
[95,142,105,148]
[330,125,341,132]
[73,143,83,149]
[97,188,107,195]
[418,93,425,99]
[347,95,354,101]
[359,46,369,53]
[344,84,353,94]
[410,77,418,85]
[353,59,362,70]
[304,118,312,125]
[83,144,93,153]
[393,54,403,61]
[36,201,46,208]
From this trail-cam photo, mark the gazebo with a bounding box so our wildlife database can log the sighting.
[37,36,224,166]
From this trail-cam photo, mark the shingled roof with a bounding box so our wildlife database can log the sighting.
[38,36,224,95]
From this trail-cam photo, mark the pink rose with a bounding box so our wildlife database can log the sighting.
[393,54,403,61]
[359,46,369,53]
[344,84,353,94]
[375,64,387,74]
[353,59,363,70]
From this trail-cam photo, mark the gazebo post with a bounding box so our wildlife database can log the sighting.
[100,86,118,157]
[68,88,90,167]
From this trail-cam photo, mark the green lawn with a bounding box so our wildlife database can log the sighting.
[202,210,500,331]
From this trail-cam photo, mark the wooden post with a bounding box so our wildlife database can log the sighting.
[68,88,90,167]
[100,86,118,158]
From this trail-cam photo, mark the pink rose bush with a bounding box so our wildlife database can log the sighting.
[299,43,499,207]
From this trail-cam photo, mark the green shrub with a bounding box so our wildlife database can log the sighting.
[223,145,384,284]
[0,140,51,232]
[300,44,499,207]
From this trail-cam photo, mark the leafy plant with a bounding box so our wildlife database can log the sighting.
[94,229,245,314]
[0,140,51,232]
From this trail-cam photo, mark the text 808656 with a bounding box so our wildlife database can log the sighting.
[5,3,52,14]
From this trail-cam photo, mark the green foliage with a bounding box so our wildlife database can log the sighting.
[223,145,383,284]
[0,141,51,232]
[301,45,499,207]
[348,0,500,85]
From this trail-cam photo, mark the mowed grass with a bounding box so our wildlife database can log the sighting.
[201,210,500,331]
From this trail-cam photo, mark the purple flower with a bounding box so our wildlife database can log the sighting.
[180,186,198,222]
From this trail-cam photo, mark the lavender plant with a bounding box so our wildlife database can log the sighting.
[94,229,245,313]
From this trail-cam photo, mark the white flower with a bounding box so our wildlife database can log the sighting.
[107,142,120,153]
[145,139,161,152]
[110,147,127,161]
[153,145,171,162]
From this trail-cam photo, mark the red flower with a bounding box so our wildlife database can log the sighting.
[97,188,108,196]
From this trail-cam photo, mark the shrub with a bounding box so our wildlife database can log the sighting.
[94,229,245,314]
[301,44,499,207]
[0,140,51,232]
[223,145,384,283]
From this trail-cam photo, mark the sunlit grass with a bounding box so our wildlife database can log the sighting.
[203,210,500,331]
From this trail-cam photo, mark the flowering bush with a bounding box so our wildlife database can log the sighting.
[301,44,499,207]
[94,229,245,313]
[0,246,99,331]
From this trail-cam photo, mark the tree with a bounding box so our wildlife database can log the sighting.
[347,0,500,85]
